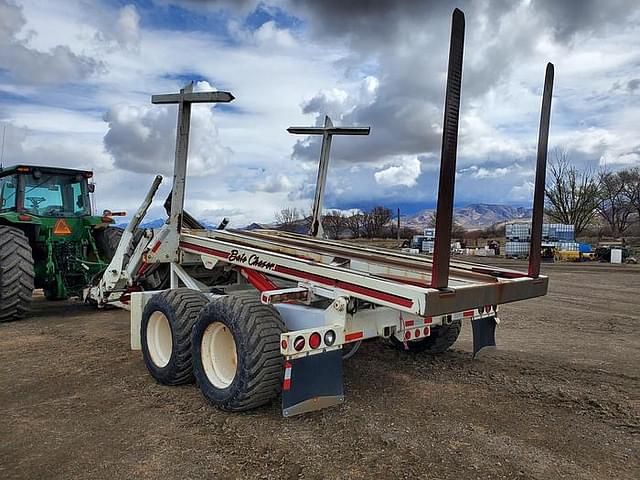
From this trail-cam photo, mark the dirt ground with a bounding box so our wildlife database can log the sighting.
[1,259,638,480]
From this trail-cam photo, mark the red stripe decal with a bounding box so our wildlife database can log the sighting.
[179,241,230,259]
[345,331,363,342]
[463,310,474,317]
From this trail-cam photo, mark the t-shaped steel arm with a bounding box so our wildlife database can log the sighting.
[151,82,234,240]
[287,116,370,237]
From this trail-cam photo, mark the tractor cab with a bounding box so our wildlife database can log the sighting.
[0,165,94,218]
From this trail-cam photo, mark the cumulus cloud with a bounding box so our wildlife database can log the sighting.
[103,98,232,176]
[374,157,421,188]
[0,0,102,84]
[254,173,294,192]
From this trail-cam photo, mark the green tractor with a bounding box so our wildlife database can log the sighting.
[0,165,125,321]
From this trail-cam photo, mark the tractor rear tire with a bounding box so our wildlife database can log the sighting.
[192,295,285,412]
[0,226,35,322]
[390,318,462,353]
[141,288,210,385]
[95,226,125,260]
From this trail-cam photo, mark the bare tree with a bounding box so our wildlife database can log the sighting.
[621,167,640,220]
[544,149,600,236]
[323,210,346,239]
[346,212,364,238]
[362,206,392,238]
[274,207,300,232]
[597,170,633,236]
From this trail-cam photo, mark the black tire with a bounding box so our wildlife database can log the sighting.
[390,318,462,353]
[0,226,34,322]
[94,226,168,290]
[94,226,125,260]
[192,295,285,412]
[141,288,209,385]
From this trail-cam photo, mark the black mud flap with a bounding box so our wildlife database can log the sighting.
[471,316,497,358]
[282,349,344,417]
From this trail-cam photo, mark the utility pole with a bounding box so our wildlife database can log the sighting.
[397,207,401,242]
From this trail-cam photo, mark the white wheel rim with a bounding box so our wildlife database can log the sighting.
[201,322,237,388]
[147,311,172,368]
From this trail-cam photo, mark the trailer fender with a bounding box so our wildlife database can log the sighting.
[282,349,343,417]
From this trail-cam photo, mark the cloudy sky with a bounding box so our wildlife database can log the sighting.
[0,0,639,225]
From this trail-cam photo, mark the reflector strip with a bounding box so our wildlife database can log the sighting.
[283,361,292,391]
[151,241,162,253]
[463,310,474,317]
[345,331,363,342]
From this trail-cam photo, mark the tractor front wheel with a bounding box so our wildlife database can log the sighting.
[0,226,35,322]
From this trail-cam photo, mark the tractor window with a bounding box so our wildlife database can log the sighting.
[0,176,17,211]
[22,174,89,217]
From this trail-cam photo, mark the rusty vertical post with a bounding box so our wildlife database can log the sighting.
[528,63,554,278]
[431,8,465,289]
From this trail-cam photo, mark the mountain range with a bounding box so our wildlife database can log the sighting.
[117,204,533,231]
[405,204,534,230]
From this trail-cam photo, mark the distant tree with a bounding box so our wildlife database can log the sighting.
[323,210,346,239]
[275,207,300,232]
[346,212,364,238]
[620,167,640,220]
[544,149,600,237]
[597,170,633,236]
[362,206,392,238]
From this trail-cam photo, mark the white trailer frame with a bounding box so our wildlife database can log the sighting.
[89,9,554,416]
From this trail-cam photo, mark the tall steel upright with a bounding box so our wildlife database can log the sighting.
[528,63,554,278]
[287,116,370,238]
[151,83,234,260]
[431,8,465,289]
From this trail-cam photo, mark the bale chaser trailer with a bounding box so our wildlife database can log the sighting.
[88,9,554,416]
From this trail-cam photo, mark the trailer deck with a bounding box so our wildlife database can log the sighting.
[179,228,549,317]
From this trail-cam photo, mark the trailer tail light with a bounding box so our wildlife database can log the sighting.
[404,330,411,340]
[415,328,421,338]
[293,336,305,352]
[281,339,288,350]
[309,332,321,349]
[423,326,430,336]
[324,330,336,346]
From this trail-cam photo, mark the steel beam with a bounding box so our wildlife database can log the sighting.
[287,116,369,238]
[528,63,554,278]
[431,8,465,289]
